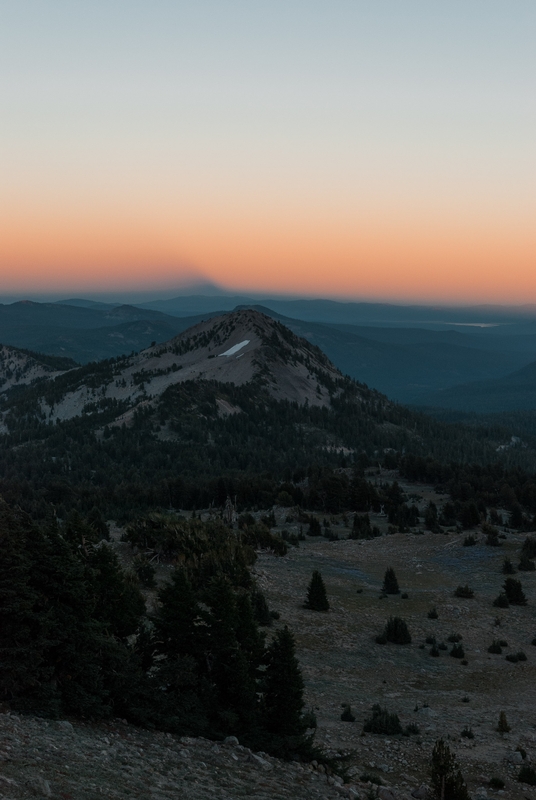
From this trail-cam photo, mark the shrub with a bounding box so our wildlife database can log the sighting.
[425,635,436,644]
[450,644,465,659]
[531,637,536,646]
[383,616,411,644]
[489,777,505,789]
[132,555,156,588]
[360,773,382,786]
[497,711,510,733]
[304,570,330,611]
[404,722,420,736]
[503,577,527,606]
[340,705,355,722]
[493,593,509,608]
[428,607,439,619]
[363,704,402,735]
[375,633,387,645]
[518,554,536,571]
[498,639,508,647]
[502,557,515,574]
[383,567,400,594]
[461,726,474,739]
[484,524,501,547]
[463,535,476,547]
[429,645,440,657]
[488,641,503,654]
[401,592,409,599]
[447,633,462,643]
[438,642,447,651]
[454,585,474,599]
[518,766,536,785]
[506,651,527,663]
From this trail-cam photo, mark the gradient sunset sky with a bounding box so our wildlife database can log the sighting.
[1,1,535,303]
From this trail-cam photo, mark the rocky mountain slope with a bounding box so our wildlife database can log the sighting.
[6,309,346,428]
[0,344,75,394]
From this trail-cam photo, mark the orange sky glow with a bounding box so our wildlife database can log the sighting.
[1,2,535,304]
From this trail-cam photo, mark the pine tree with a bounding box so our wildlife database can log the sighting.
[383,567,400,594]
[87,544,145,640]
[503,577,527,606]
[0,501,43,701]
[261,626,309,755]
[304,570,330,611]
[430,739,470,800]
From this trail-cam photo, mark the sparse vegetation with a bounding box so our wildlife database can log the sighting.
[363,704,402,735]
[340,705,355,722]
[428,607,439,619]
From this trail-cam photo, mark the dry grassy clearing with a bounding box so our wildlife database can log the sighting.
[256,515,536,798]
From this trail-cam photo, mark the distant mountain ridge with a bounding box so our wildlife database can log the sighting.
[421,359,536,413]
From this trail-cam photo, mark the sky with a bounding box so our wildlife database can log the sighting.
[1,1,535,304]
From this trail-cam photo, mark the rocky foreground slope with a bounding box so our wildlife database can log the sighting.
[0,709,410,800]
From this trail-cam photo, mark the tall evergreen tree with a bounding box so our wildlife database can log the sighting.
[383,567,400,594]
[430,739,470,800]
[304,570,330,611]
[261,626,309,756]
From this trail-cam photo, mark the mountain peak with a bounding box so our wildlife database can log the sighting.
[136,308,342,406]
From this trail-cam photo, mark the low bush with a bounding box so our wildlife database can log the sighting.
[488,641,503,654]
[489,777,505,789]
[518,766,536,786]
[461,727,474,739]
[463,535,476,547]
[450,644,465,658]
[438,642,448,651]
[360,773,382,786]
[447,633,462,643]
[363,704,402,735]
[493,593,509,608]
[505,650,527,663]
[428,607,439,619]
[340,705,355,722]
[425,635,436,645]
[518,554,535,572]
[429,645,440,657]
[454,585,474,598]
[403,723,420,736]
